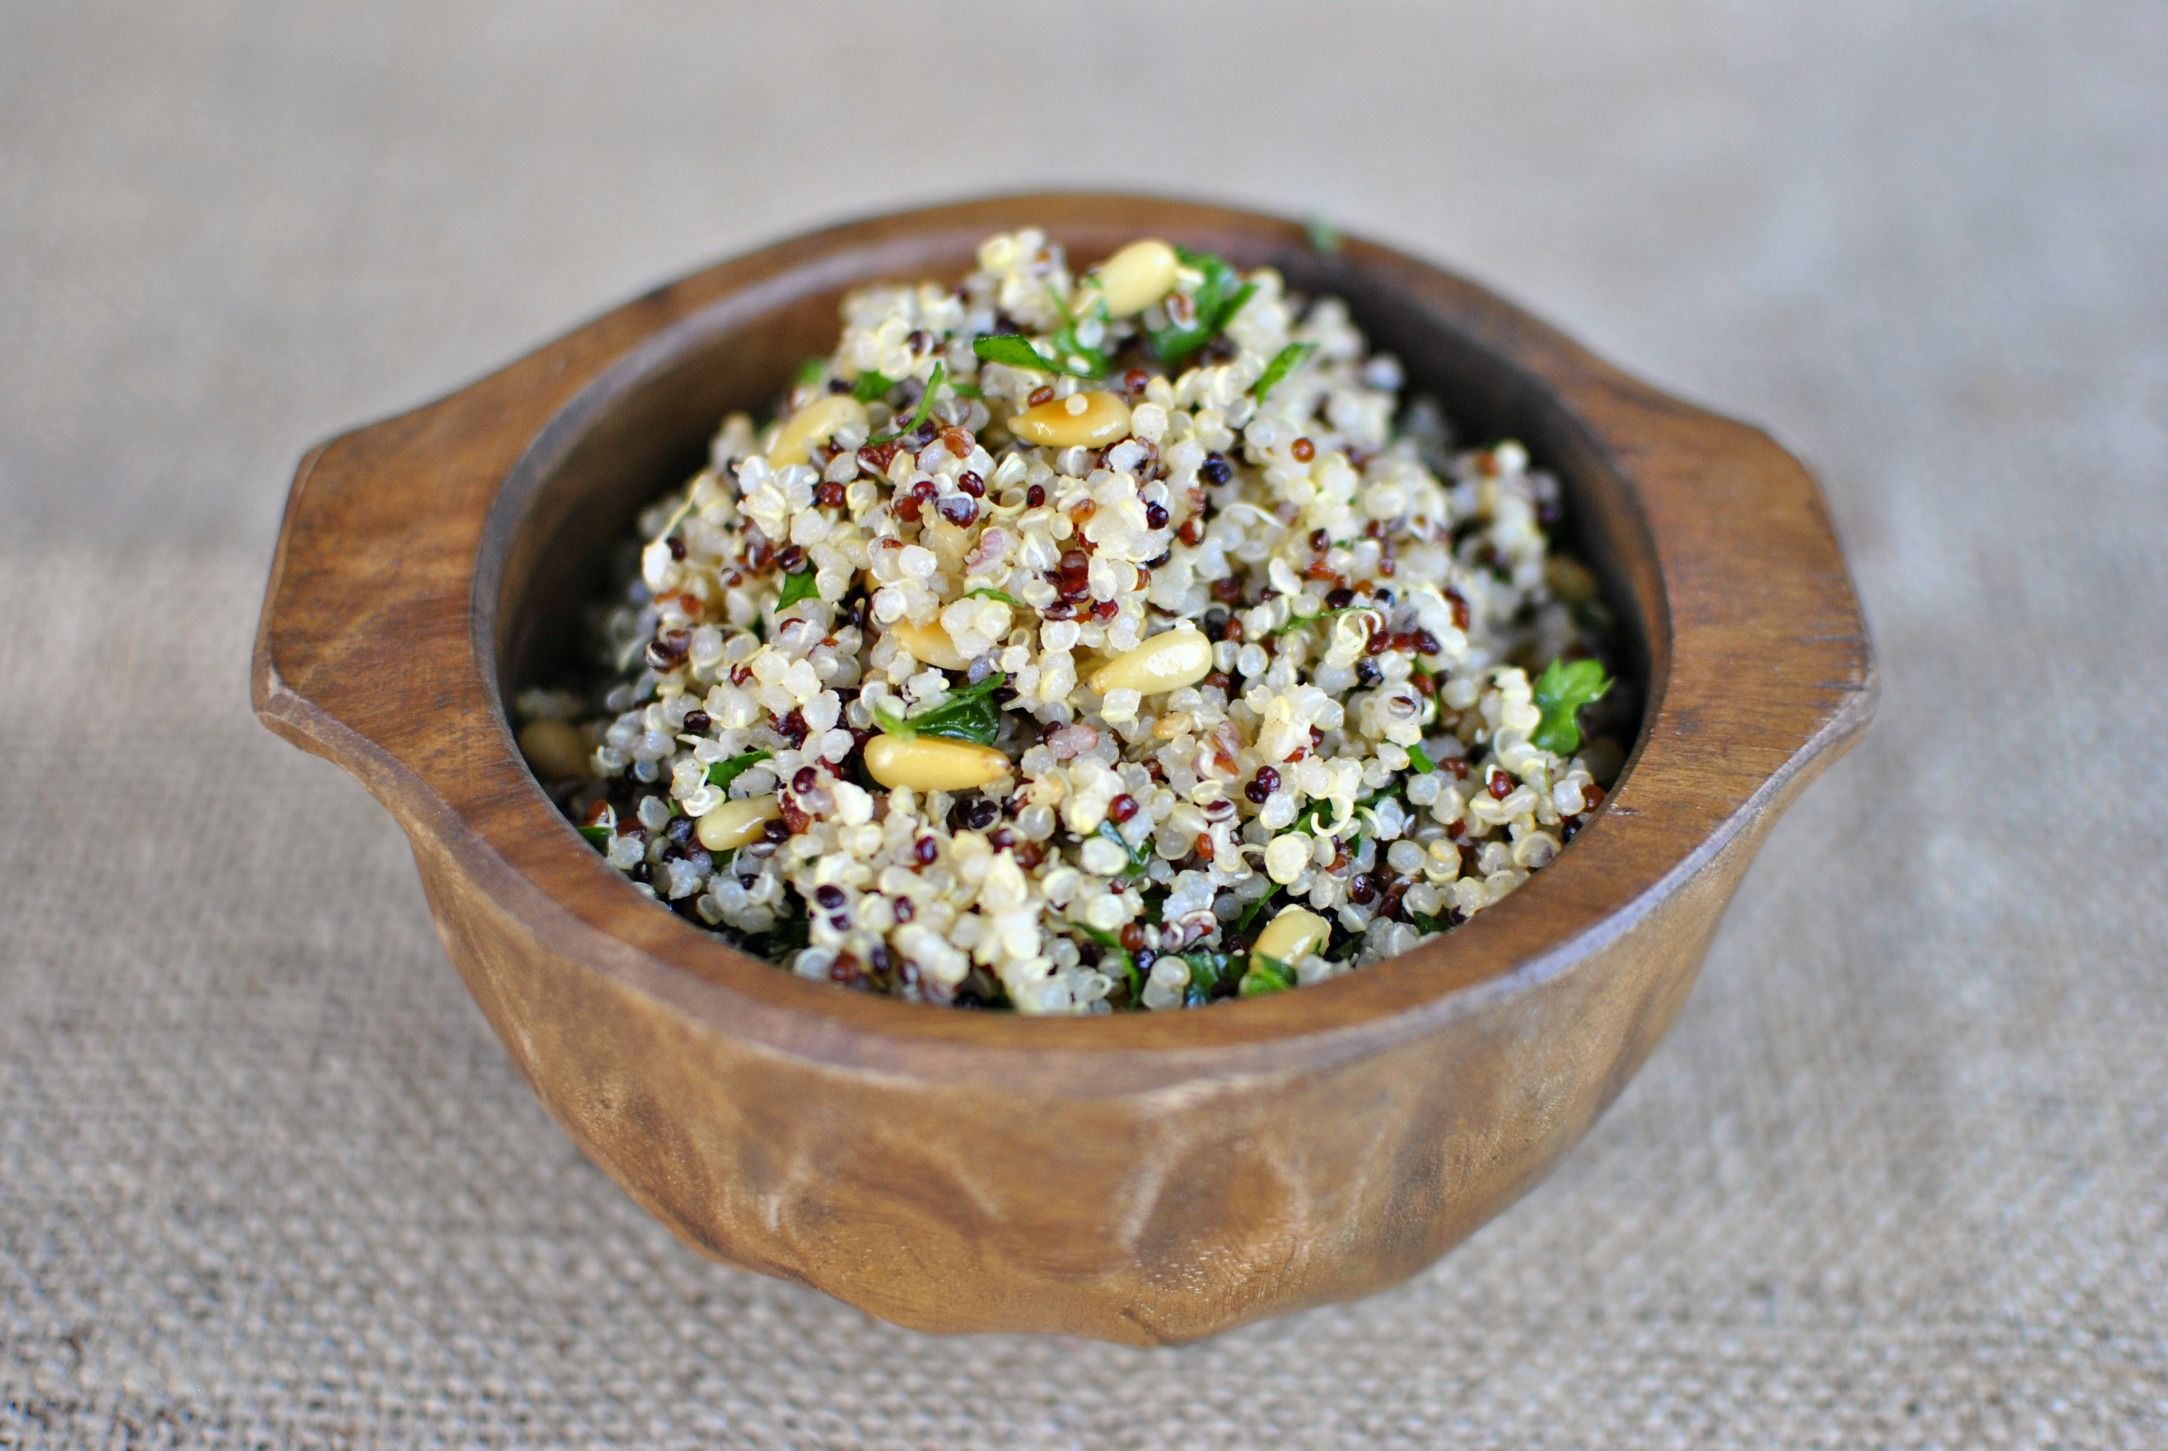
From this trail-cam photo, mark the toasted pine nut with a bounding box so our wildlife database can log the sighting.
[518,720,591,780]
[1251,906,1330,974]
[1089,238,1180,318]
[890,617,970,671]
[1010,391,1132,449]
[1089,627,1213,696]
[766,395,867,468]
[695,793,781,853]
[865,735,1011,792]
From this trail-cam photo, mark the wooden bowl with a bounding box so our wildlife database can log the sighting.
[253,193,1875,1344]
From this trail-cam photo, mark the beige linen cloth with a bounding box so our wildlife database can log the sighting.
[2,4,2161,1446]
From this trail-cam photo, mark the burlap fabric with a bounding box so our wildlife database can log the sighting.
[3,4,2161,1445]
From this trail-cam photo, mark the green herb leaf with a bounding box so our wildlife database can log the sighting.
[777,569,820,611]
[1408,910,1453,935]
[792,356,827,387]
[1407,742,1436,774]
[851,371,897,402]
[745,910,811,957]
[1045,286,1111,378]
[875,672,1008,746]
[1239,954,1296,997]
[963,586,1023,606]
[868,363,946,444]
[705,749,772,791]
[577,823,613,847]
[1148,247,1257,368]
[1253,342,1318,402]
[1179,950,1233,1006]
[1096,819,1151,878]
[1531,657,1613,755]
[1268,602,1369,637]
[1305,214,1343,255]
[950,380,985,399]
[972,334,1055,372]
[1234,883,1282,935]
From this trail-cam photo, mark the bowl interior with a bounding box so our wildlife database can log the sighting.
[481,222,1661,977]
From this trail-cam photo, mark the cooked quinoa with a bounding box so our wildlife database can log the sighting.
[515,229,1623,1014]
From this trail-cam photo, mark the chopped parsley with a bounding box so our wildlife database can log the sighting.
[704,749,772,791]
[776,569,820,611]
[792,356,827,387]
[873,671,1008,746]
[1239,954,1296,997]
[1531,657,1613,755]
[1045,286,1111,378]
[868,363,946,444]
[1407,742,1437,774]
[851,371,897,402]
[577,822,613,847]
[1096,819,1151,878]
[972,331,1099,380]
[1253,342,1318,402]
[963,586,1023,606]
[1178,950,1234,1006]
[1148,247,1256,368]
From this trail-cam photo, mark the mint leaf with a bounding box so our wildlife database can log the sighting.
[1239,953,1296,997]
[1531,657,1613,755]
[1253,342,1317,402]
[851,371,897,402]
[777,569,820,611]
[705,749,772,791]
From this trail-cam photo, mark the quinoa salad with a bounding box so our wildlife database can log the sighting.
[515,230,1623,1014]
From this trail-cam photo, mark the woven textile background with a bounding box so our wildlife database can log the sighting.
[3,3,2162,1446]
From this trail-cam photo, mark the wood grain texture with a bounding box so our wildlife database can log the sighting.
[251,193,1876,1343]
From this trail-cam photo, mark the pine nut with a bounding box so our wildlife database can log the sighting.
[865,735,1011,792]
[1089,238,1180,318]
[517,720,591,780]
[1088,627,1213,696]
[695,793,781,852]
[1251,906,1330,974]
[1010,391,1132,449]
[890,617,970,670]
[766,395,866,468]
